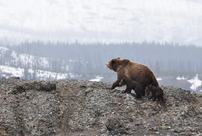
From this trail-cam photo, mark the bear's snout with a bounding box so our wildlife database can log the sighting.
[106,63,110,68]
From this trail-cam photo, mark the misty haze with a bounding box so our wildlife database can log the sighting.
[2,1,202,136]
[0,0,202,93]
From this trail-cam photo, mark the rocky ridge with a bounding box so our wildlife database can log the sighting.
[0,77,202,136]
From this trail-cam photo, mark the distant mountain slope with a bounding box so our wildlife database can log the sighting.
[0,65,71,80]
[1,44,202,92]
[0,46,68,71]
[7,42,202,78]
[0,46,71,80]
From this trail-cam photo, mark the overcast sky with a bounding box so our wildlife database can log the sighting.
[0,0,202,46]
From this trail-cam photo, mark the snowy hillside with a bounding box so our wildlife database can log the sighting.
[0,0,202,46]
[0,45,202,92]
[0,46,72,80]
[0,65,71,80]
[0,46,69,70]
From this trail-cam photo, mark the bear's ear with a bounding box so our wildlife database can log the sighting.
[117,57,120,59]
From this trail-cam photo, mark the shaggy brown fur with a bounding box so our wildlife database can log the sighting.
[106,57,159,96]
[119,78,143,98]
[146,85,164,102]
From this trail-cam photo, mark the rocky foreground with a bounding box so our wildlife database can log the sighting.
[0,77,202,136]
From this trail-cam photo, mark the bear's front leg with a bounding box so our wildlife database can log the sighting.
[152,95,156,101]
[111,79,121,89]
[135,91,142,98]
[123,87,131,93]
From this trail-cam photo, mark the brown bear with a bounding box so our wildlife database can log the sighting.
[106,57,159,96]
[119,78,143,98]
[146,84,164,102]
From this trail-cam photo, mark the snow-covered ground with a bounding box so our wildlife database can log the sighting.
[0,46,69,71]
[0,47,70,80]
[187,74,202,92]
[90,76,104,82]
[0,65,23,77]
[0,65,70,80]
[0,0,202,46]
[176,75,202,92]
[176,76,187,80]
[157,78,162,81]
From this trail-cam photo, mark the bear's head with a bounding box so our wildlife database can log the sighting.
[119,78,126,86]
[106,57,121,72]
[146,84,153,92]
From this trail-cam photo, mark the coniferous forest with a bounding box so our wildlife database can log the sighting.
[5,41,202,80]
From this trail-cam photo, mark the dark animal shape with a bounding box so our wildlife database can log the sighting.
[119,78,143,98]
[146,85,164,102]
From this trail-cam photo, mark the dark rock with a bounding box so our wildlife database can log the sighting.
[105,117,126,135]
[105,117,122,131]
[8,76,20,79]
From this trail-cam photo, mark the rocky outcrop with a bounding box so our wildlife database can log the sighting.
[0,77,202,136]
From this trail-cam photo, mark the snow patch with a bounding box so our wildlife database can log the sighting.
[0,65,23,78]
[90,76,103,82]
[187,74,202,91]
[0,65,71,80]
[176,76,187,80]
[157,78,162,81]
